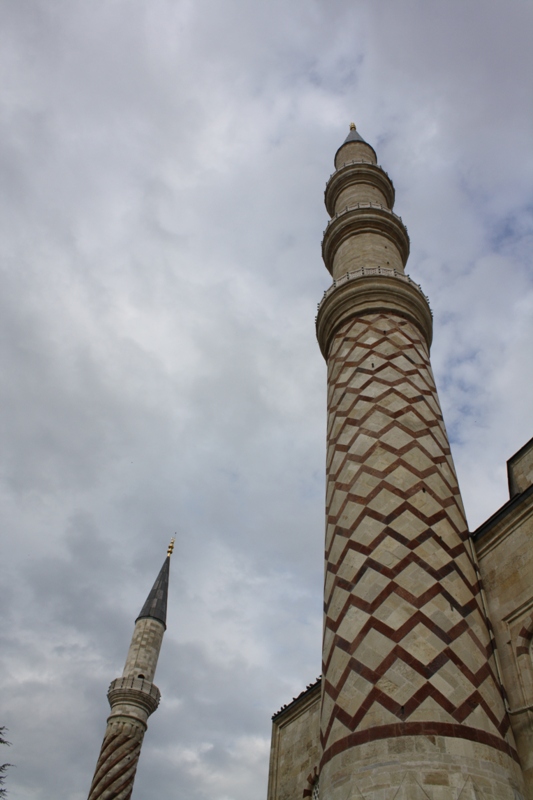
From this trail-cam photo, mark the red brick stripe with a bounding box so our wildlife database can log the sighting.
[516,615,533,657]
[320,723,520,768]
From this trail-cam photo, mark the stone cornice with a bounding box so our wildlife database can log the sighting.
[316,268,433,359]
[324,162,395,217]
[473,483,533,559]
[272,680,321,726]
[322,204,410,275]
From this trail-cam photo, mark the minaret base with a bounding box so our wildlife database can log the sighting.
[321,736,524,799]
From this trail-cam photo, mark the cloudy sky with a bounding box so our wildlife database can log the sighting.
[0,1,532,798]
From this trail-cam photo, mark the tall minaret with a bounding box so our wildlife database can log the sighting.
[315,126,525,798]
[87,539,174,800]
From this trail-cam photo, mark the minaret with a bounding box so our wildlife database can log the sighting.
[315,126,524,798]
[87,539,174,800]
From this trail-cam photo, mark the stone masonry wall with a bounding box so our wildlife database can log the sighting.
[332,232,404,279]
[267,685,321,800]
[336,184,389,211]
[123,617,165,682]
[475,475,533,798]
[335,142,376,169]
[508,439,533,498]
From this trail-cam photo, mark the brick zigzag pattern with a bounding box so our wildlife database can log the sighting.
[302,766,319,798]
[87,722,144,800]
[516,615,533,657]
[321,312,515,766]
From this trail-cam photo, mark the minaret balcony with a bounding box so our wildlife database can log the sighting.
[325,161,395,216]
[322,203,410,277]
[315,266,432,358]
[107,676,161,719]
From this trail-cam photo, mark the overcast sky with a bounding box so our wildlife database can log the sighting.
[0,1,532,798]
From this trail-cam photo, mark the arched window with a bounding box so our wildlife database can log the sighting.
[514,617,533,707]
[303,765,319,799]
[516,618,533,658]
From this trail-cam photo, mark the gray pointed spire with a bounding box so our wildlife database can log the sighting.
[136,539,174,628]
[343,122,367,145]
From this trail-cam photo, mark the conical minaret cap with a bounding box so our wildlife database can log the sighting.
[334,122,377,165]
[136,540,174,628]
[343,122,367,145]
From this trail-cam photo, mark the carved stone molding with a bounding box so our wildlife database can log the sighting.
[316,272,433,358]
[107,676,161,719]
[324,161,395,216]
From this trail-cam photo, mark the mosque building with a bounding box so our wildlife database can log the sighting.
[86,127,533,800]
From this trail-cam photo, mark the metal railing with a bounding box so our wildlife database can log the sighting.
[315,266,432,320]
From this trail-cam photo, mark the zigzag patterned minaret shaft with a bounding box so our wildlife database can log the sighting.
[87,540,174,800]
[315,127,524,799]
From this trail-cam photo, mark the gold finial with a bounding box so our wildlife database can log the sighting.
[350,122,356,130]
[167,536,176,557]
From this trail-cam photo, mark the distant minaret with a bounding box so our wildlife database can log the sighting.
[87,539,174,800]
[316,126,524,798]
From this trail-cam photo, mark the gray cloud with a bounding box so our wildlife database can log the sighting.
[0,0,531,797]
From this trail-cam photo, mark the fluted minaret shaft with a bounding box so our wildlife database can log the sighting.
[316,128,524,799]
[87,545,173,800]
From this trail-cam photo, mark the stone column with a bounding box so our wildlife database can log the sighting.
[315,126,525,799]
[87,674,160,800]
